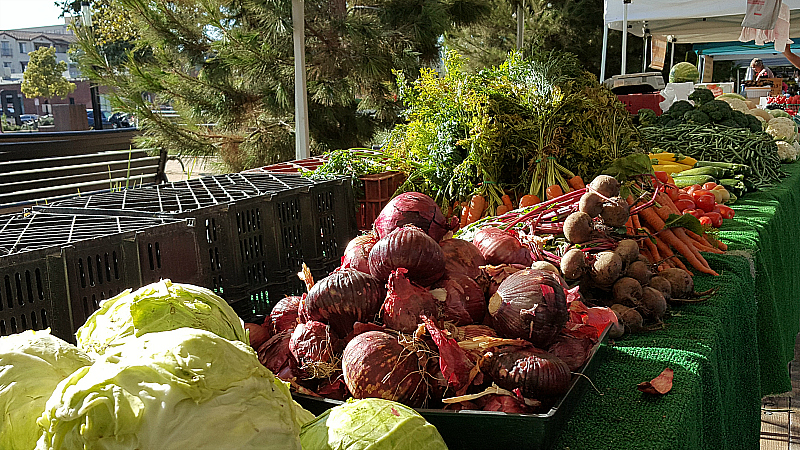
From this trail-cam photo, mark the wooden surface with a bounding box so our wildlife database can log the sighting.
[760,334,800,449]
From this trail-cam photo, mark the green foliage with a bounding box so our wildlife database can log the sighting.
[637,108,658,127]
[71,0,490,172]
[20,47,75,99]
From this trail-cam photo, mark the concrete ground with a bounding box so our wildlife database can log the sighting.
[163,156,226,182]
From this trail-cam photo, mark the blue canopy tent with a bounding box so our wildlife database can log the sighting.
[694,40,800,90]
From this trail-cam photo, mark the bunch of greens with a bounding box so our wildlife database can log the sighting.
[652,89,762,132]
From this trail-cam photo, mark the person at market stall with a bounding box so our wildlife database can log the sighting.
[748,57,775,81]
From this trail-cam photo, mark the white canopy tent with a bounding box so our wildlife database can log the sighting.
[601,0,800,81]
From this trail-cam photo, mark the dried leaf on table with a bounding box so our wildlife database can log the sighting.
[637,367,674,395]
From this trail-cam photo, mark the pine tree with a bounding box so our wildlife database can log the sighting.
[71,0,490,172]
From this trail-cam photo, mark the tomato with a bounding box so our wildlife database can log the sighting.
[718,204,735,220]
[678,192,694,201]
[698,216,713,228]
[665,185,681,202]
[704,211,723,228]
[684,209,705,219]
[690,189,712,202]
[686,184,703,195]
[674,198,696,211]
[695,193,717,213]
[654,171,670,184]
[702,182,717,190]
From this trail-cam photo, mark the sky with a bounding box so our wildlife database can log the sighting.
[0,0,68,30]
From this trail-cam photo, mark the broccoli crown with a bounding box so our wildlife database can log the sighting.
[683,109,711,125]
[731,110,750,129]
[698,100,733,122]
[746,114,763,132]
[668,100,694,115]
[688,88,715,106]
[718,118,739,128]
[637,108,659,127]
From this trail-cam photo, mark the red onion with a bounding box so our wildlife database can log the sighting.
[440,238,486,279]
[342,330,432,407]
[477,394,535,414]
[269,295,303,334]
[478,263,528,299]
[341,232,378,273]
[472,227,533,266]
[245,322,271,350]
[452,324,497,341]
[479,345,571,399]
[316,377,348,401]
[368,225,446,287]
[289,320,343,378]
[547,334,594,371]
[374,191,455,242]
[488,269,569,348]
[300,269,386,339]
[256,331,297,380]
[382,268,439,333]
[431,273,486,325]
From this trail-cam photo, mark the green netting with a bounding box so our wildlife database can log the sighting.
[555,162,800,449]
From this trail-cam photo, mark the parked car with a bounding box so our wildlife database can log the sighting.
[87,110,113,129]
[109,112,133,128]
[19,114,38,124]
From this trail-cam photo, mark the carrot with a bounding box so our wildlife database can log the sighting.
[643,235,661,265]
[637,204,666,231]
[496,205,511,216]
[659,228,718,276]
[466,195,486,224]
[656,192,681,217]
[501,194,513,210]
[625,215,635,235]
[460,205,469,228]
[680,228,724,254]
[684,229,727,252]
[673,228,719,274]
[546,185,564,200]
[519,194,541,208]
[567,175,585,190]
[650,234,683,271]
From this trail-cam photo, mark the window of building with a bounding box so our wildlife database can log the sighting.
[1,41,11,57]
[34,42,49,50]
[55,45,67,53]
[2,61,12,74]
[20,61,27,72]
[18,42,27,54]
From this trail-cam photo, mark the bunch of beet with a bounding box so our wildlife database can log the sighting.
[249,191,613,413]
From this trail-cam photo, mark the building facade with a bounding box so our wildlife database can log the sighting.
[0,23,78,81]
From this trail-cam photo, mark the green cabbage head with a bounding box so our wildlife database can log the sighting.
[300,398,448,450]
[76,279,247,355]
[0,329,93,450]
[37,327,314,450]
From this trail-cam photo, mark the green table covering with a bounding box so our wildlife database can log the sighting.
[554,162,800,450]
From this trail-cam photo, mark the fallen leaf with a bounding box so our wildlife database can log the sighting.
[637,367,674,395]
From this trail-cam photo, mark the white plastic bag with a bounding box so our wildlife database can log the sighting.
[659,82,695,112]
[741,0,782,30]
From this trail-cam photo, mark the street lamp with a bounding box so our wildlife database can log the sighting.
[82,1,104,130]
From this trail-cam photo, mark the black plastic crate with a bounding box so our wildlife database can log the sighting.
[0,211,200,342]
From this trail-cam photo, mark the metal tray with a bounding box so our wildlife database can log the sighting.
[293,326,609,450]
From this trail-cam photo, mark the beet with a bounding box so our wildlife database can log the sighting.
[269,295,302,334]
[488,269,569,348]
[472,227,533,266]
[431,272,486,325]
[369,226,446,287]
[383,268,439,333]
[301,269,386,339]
[342,330,432,407]
[341,232,378,273]
[289,321,343,378]
[440,238,486,279]
[479,345,572,399]
[373,191,455,242]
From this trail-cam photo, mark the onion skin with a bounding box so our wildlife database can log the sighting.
[479,345,572,399]
[547,334,594,371]
[341,232,378,273]
[440,238,486,279]
[269,296,302,335]
[473,227,533,266]
[431,273,487,325]
[256,331,297,379]
[488,269,569,348]
[374,192,454,242]
[342,330,431,407]
[383,268,439,333]
[300,269,387,339]
[368,226,446,287]
[245,322,271,350]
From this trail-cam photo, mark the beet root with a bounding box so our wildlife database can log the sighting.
[564,211,594,244]
[639,286,667,322]
[591,251,624,287]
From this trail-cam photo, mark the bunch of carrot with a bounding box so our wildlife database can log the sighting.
[626,188,725,277]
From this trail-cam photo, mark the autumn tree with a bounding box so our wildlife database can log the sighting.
[21,46,76,99]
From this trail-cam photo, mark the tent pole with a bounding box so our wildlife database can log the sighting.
[516,0,525,51]
[621,0,629,75]
[643,35,647,72]
[601,24,608,82]
[292,0,310,159]
[669,39,675,70]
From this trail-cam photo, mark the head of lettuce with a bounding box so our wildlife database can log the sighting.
[76,279,247,355]
[37,327,314,450]
[0,329,93,450]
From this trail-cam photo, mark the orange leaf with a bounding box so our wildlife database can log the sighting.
[637,367,674,395]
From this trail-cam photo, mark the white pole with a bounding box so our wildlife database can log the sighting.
[516,1,525,51]
[600,24,609,82]
[621,0,629,75]
[643,35,648,72]
[292,0,310,159]
[670,39,675,70]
